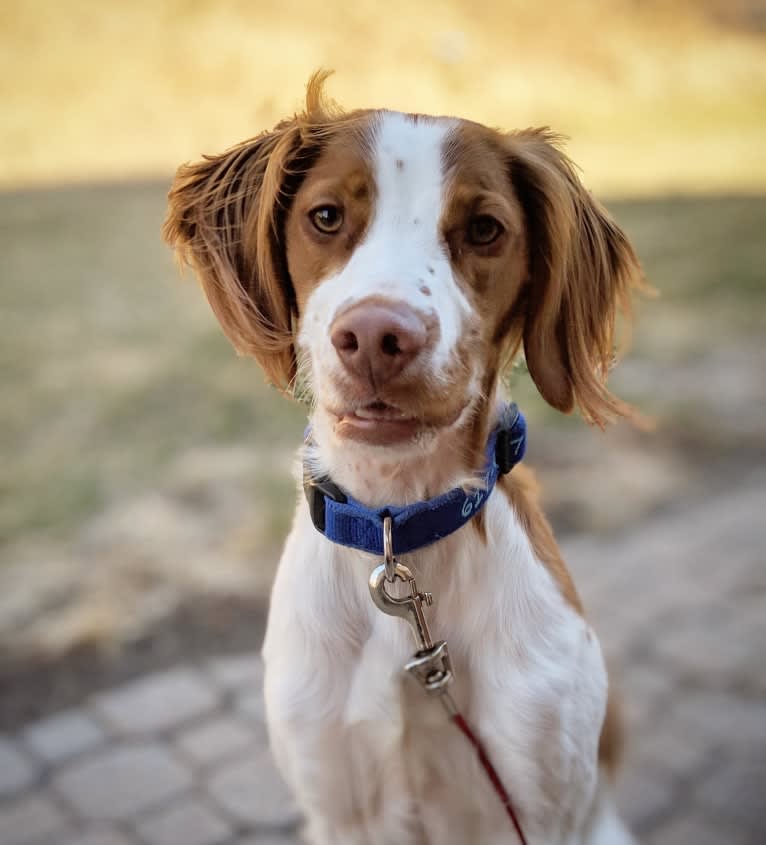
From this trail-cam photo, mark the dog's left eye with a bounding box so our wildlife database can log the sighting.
[310,205,344,234]
[467,215,503,246]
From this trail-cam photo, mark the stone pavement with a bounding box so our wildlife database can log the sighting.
[1,470,764,845]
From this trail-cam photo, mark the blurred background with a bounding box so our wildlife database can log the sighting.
[1,1,764,844]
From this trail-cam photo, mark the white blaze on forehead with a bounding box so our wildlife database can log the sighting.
[362,112,472,360]
[299,111,473,380]
[373,112,450,234]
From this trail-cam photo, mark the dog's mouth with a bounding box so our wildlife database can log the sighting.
[331,399,467,446]
[351,401,412,421]
[333,400,421,445]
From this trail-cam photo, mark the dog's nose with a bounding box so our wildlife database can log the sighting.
[330,300,428,386]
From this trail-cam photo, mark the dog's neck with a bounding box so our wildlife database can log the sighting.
[306,395,502,509]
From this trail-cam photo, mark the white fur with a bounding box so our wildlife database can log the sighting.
[264,467,625,844]
[263,113,636,844]
[583,781,638,845]
[298,113,477,471]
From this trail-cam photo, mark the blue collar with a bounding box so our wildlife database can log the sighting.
[303,403,526,557]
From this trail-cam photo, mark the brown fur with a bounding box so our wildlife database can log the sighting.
[162,72,369,391]
[598,684,625,778]
[445,121,646,428]
[284,124,377,313]
[506,130,646,427]
[498,466,583,614]
[437,120,646,514]
[499,465,626,771]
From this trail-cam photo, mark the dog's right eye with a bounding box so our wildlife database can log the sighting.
[310,205,344,234]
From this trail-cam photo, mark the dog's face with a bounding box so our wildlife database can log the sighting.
[286,113,527,447]
[164,77,642,452]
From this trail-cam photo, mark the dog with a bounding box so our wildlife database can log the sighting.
[164,73,642,844]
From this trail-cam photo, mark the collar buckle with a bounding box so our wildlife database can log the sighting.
[495,402,526,475]
[303,473,347,534]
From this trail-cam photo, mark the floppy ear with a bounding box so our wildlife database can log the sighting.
[163,118,312,390]
[507,129,644,426]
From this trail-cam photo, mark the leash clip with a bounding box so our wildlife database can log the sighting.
[369,560,434,650]
[404,641,454,701]
[369,536,454,700]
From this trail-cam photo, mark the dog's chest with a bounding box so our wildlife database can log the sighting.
[264,497,607,842]
[344,594,604,838]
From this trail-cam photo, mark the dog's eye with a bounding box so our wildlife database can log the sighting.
[467,215,503,246]
[310,205,344,234]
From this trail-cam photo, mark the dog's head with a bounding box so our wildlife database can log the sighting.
[164,74,643,454]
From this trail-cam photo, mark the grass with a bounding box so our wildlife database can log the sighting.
[0,182,305,549]
[1,184,764,553]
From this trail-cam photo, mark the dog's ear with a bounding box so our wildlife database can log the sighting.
[507,129,644,426]
[163,116,315,390]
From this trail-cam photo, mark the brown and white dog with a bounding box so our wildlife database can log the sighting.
[164,74,642,845]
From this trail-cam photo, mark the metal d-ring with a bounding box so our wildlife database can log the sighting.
[383,515,396,582]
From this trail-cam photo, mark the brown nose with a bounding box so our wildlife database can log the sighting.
[330,300,428,387]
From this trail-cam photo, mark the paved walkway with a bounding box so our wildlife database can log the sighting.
[1,472,764,845]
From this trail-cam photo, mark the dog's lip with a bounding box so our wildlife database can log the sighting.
[328,399,466,445]
[331,401,422,444]
[349,401,414,422]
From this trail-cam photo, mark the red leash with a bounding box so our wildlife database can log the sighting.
[451,711,529,845]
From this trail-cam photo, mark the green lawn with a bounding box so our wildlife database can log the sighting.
[1,185,764,552]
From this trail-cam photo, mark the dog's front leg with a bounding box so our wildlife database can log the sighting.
[268,714,415,845]
[467,624,610,844]
[263,540,420,845]
[265,649,419,845]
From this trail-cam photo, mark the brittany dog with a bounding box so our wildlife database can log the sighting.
[164,74,642,845]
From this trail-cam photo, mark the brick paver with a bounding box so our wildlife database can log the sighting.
[22,709,105,763]
[0,794,71,845]
[233,686,267,723]
[53,744,193,820]
[93,667,219,735]
[60,830,137,845]
[208,749,300,828]
[136,796,232,845]
[205,653,264,691]
[0,736,40,797]
[695,752,766,835]
[646,816,751,845]
[176,715,260,767]
[2,474,763,844]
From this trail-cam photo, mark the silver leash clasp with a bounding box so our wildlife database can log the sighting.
[369,517,454,699]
